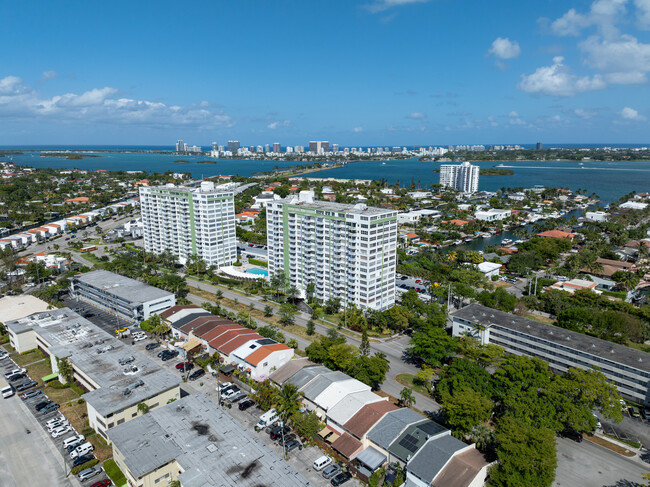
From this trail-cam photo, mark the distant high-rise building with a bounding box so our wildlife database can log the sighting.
[286,146,293,153]
[273,142,281,153]
[332,144,339,152]
[439,161,480,194]
[140,181,236,267]
[227,140,240,153]
[308,141,329,154]
[176,140,186,152]
[295,146,304,153]
[265,144,270,153]
[536,142,543,150]
[212,142,218,151]
[256,145,264,153]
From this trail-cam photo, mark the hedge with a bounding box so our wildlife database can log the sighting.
[248,258,268,268]
[71,458,99,475]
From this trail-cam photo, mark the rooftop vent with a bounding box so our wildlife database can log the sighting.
[639,358,643,362]
[610,349,615,353]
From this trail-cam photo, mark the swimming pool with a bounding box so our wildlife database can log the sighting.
[246,268,269,276]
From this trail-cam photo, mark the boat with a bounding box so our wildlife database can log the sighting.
[514,239,524,245]
[464,237,474,243]
[496,163,505,167]
[453,240,463,245]
[501,238,513,246]
[381,162,386,165]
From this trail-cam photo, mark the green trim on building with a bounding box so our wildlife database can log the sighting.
[188,195,197,255]
[282,206,290,284]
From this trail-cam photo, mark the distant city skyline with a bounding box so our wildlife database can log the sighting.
[1,1,649,145]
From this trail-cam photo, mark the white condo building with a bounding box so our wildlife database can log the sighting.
[267,192,397,311]
[439,161,480,194]
[139,182,236,267]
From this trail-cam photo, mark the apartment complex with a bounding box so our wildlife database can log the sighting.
[70,270,175,324]
[108,393,312,487]
[452,304,650,405]
[5,304,181,442]
[139,181,236,267]
[266,191,398,311]
[439,161,480,194]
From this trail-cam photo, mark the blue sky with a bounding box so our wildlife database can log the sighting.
[1,0,649,146]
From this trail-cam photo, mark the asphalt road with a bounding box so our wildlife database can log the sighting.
[0,360,75,487]
[185,278,441,415]
[555,436,647,487]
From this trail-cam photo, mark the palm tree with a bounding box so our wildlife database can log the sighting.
[399,387,416,408]
[276,383,303,424]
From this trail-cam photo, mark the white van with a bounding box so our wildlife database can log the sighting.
[255,408,279,431]
[62,434,85,449]
[1,385,15,399]
[313,455,333,471]
[70,441,94,459]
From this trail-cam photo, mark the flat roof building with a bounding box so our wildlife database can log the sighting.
[70,270,175,323]
[267,191,398,311]
[140,181,236,267]
[5,307,181,441]
[108,393,312,487]
[452,303,650,405]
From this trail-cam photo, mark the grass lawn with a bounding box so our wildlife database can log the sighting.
[104,459,127,487]
[12,349,46,367]
[395,373,431,397]
[24,359,52,383]
[59,400,88,436]
[89,432,114,462]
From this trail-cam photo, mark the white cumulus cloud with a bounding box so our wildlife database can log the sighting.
[580,34,650,84]
[636,0,650,29]
[518,56,606,96]
[407,112,426,120]
[488,37,521,59]
[267,120,290,130]
[621,106,646,119]
[352,126,364,133]
[551,0,627,37]
[365,0,430,13]
[0,75,232,129]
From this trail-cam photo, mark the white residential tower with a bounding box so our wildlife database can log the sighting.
[439,161,480,194]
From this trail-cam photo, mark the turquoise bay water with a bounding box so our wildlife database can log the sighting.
[5,150,650,205]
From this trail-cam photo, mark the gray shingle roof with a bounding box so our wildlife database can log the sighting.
[367,408,425,450]
[407,435,468,484]
[286,365,330,389]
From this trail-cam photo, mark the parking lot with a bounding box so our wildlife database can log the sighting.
[61,296,132,339]
[1,349,110,485]
[136,341,361,487]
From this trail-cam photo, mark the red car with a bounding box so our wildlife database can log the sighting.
[90,479,111,487]
[415,279,422,283]
[175,361,191,370]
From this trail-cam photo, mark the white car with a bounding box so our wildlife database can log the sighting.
[1,385,15,399]
[62,434,85,448]
[133,335,146,342]
[47,420,69,431]
[51,425,72,438]
[46,415,65,426]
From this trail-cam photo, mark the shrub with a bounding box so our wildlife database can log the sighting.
[47,380,69,389]
[71,384,84,396]
[77,399,85,405]
[81,427,95,436]
[71,458,98,475]
[233,261,243,267]
[249,258,268,268]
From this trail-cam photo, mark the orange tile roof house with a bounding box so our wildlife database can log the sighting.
[65,196,90,204]
[537,230,575,239]
[448,219,470,226]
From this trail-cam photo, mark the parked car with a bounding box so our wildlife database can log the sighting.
[70,441,94,459]
[270,424,291,441]
[15,380,38,392]
[284,439,302,453]
[313,455,333,471]
[46,415,65,426]
[331,472,352,486]
[51,425,72,438]
[34,400,53,411]
[4,368,25,379]
[228,391,247,403]
[179,363,194,373]
[77,466,102,481]
[222,387,241,400]
[145,342,160,350]
[62,434,85,449]
[238,399,255,411]
[133,334,146,342]
[21,389,43,400]
[66,440,85,452]
[218,382,233,392]
[279,433,296,445]
[322,464,342,479]
[9,373,27,382]
[176,361,192,370]
[161,351,178,361]
[188,369,205,381]
[89,479,111,487]
[40,402,60,413]
[560,429,583,442]
[47,419,69,431]
[72,454,96,468]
